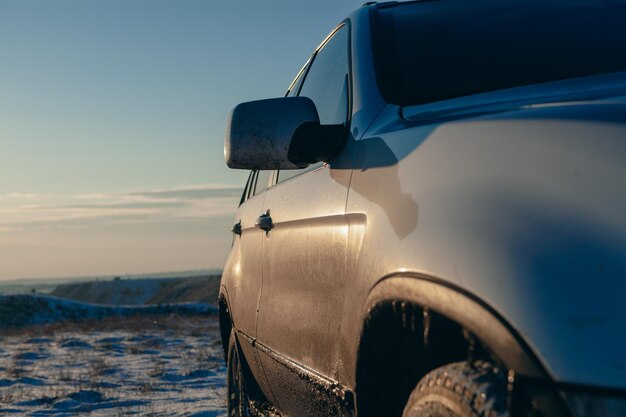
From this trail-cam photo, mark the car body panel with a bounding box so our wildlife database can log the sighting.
[222,189,279,405]
[251,18,362,413]
[255,163,354,416]
[344,96,626,390]
[225,192,265,337]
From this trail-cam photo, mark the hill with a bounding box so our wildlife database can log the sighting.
[50,274,221,305]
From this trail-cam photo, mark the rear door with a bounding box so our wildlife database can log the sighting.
[223,169,275,403]
[254,24,356,416]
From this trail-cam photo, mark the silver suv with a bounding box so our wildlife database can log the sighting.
[219,1,626,416]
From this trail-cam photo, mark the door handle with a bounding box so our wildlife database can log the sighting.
[231,221,242,235]
[255,210,274,232]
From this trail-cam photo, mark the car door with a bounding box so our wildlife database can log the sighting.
[223,169,276,403]
[254,24,356,416]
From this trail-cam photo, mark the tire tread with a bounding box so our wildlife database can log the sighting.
[404,360,508,417]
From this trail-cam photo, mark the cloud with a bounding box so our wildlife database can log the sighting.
[5,193,48,200]
[129,184,243,200]
[0,184,243,231]
[0,184,246,279]
[60,201,189,209]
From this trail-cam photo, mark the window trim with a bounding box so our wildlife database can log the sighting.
[286,58,311,97]
[274,20,354,186]
[239,171,254,206]
[248,171,258,199]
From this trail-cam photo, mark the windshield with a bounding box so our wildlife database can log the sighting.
[371,0,626,107]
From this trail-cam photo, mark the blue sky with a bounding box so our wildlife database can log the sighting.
[0,0,365,280]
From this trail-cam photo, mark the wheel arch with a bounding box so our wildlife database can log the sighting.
[360,272,547,376]
[353,272,551,416]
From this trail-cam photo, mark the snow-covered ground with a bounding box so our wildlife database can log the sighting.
[0,312,226,415]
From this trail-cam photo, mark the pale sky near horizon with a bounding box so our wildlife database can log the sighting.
[0,0,365,280]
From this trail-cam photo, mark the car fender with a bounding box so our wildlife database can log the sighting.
[362,273,546,378]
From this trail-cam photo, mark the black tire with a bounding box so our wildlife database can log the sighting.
[403,361,508,417]
[227,330,252,417]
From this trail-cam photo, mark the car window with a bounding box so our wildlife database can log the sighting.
[372,1,626,106]
[277,24,350,184]
[298,25,349,126]
[237,60,306,200]
[253,170,273,195]
[239,171,254,205]
[275,165,320,183]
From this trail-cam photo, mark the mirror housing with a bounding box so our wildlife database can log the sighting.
[224,97,347,170]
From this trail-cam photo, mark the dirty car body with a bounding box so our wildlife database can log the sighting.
[220,1,626,416]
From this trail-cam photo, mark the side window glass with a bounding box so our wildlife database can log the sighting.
[240,171,254,205]
[298,25,349,126]
[253,170,273,195]
[277,25,350,184]
[277,168,313,184]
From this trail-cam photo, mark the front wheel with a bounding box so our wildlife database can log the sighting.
[403,361,509,417]
[227,330,252,417]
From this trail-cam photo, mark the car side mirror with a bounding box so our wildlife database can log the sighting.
[224,97,347,170]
